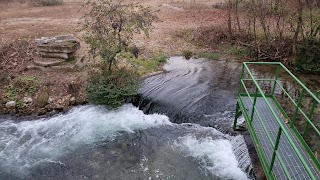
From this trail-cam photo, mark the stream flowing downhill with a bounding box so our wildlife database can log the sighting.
[0,57,254,180]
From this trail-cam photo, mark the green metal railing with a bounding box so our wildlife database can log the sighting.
[233,62,320,180]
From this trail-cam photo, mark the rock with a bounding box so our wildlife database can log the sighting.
[5,101,16,109]
[23,97,33,104]
[50,65,73,71]
[26,65,46,71]
[48,97,55,104]
[38,52,74,60]
[35,34,80,59]
[36,35,80,54]
[33,59,66,67]
[35,90,49,108]
[69,97,76,105]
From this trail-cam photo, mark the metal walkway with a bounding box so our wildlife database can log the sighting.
[234,62,320,180]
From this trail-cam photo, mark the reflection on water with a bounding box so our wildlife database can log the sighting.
[138,57,242,133]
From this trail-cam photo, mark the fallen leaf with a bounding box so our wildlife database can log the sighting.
[285,119,289,124]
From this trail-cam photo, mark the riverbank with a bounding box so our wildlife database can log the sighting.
[1,1,319,179]
[0,0,225,117]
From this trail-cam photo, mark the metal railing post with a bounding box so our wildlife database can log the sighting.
[243,63,317,179]
[291,88,305,128]
[234,102,240,130]
[237,64,245,94]
[303,90,320,137]
[251,87,259,122]
[272,64,281,96]
[234,64,245,130]
[269,128,282,174]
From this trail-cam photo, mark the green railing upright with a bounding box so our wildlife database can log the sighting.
[234,62,320,180]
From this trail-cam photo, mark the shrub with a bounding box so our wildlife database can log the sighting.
[182,50,193,60]
[30,0,63,6]
[198,52,221,60]
[4,76,38,101]
[152,53,168,64]
[118,52,167,75]
[296,40,320,73]
[228,45,251,59]
[86,68,139,108]
[81,0,158,72]
[4,85,17,101]
[14,76,38,95]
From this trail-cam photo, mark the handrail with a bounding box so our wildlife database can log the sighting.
[240,78,291,179]
[244,62,320,105]
[273,78,320,137]
[234,62,320,179]
[244,62,320,139]
[242,63,317,179]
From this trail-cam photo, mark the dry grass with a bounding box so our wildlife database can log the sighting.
[0,0,228,115]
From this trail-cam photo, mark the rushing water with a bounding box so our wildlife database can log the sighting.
[138,57,242,133]
[0,57,266,180]
[0,105,251,180]
[1,56,318,179]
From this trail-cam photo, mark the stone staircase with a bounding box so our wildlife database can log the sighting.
[27,34,85,71]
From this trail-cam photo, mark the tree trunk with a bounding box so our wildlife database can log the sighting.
[228,0,233,39]
[292,0,303,60]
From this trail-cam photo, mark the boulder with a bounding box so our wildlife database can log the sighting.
[35,34,80,59]
[5,101,16,109]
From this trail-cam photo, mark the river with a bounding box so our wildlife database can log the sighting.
[1,57,318,180]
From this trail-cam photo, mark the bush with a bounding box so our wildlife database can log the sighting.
[30,0,63,6]
[198,52,221,60]
[152,53,168,64]
[4,76,38,101]
[296,40,320,73]
[82,0,158,72]
[228,45,251,59]
[86,68,139,108]
[182,50,193,60]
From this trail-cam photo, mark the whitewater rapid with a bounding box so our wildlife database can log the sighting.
[0,105,250,180]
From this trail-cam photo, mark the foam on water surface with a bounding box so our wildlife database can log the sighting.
[0,105,251,179]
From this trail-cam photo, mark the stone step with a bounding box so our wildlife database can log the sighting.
[38,51,75,59]
[35,34,80,58]
[33,59,66,67]
[27,65,74,72]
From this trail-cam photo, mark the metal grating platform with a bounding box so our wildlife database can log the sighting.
[240,96,320,180]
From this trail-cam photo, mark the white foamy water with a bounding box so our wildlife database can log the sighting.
[0,104,170,174]
[0,105,251,179]
[173,135,249,180]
